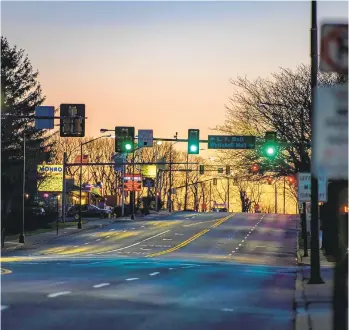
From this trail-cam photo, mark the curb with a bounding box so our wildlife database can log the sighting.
[1,220,115,253]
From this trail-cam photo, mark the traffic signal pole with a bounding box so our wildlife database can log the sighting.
[308,0,324,285]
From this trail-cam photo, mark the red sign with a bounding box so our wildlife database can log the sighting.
[320,23,348,74]
[123,174,142,192]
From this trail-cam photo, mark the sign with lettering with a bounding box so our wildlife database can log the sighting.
[123,174,142,191]
[37,165,63,192]
[208,135,255,149]
[297,172,328,202]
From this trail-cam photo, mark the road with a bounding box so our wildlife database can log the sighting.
[1,212,298,330]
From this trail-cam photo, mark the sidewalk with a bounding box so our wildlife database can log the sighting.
[294,248,334,330]
[1,217,127,252]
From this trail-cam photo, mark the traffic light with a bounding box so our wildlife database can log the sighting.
[267,176,273,185]
[251,164,259,173]
[199,165,205,175]
[226,165,231,175]
[60,104,85,137]
[213,178,217,186]
[188,129,200,154]
[288,176,295,185]
[262,131,278,159]
[115,127,135,153]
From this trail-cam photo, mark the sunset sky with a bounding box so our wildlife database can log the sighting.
[2,1,348,155]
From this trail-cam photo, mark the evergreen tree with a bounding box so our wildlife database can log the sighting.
[1,36,54,230]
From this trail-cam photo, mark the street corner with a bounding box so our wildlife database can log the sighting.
[1,267,13,275]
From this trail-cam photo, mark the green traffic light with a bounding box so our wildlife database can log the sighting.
[190,145,198,152]
[266,146,275,155]
[125,143,132,151]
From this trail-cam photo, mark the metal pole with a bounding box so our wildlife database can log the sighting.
[184,153,189,211]
[155,169,159,212]
[19,133,25,243]
[121,164,125,217]
[275,183,278,214]
[227,177,230,212]
[283,176,286,214]
[78,143,83,229]
[308,0,324,284]
[169,144,172,212]
[56,196,59,235]
[209,180,212,212]
[302,202,309,256]
[131,150,135,220]
[62,152,67,223]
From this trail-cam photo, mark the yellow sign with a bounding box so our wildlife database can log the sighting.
[37,165,63,192]
[141,165,157,178]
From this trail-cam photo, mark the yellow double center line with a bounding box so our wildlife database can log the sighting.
[146,214,233,258]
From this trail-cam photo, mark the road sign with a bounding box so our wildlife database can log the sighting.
[123,174,142,191]
[138,129,153,147]
[113,154,126,172]
[143,178,155,188]
[35,106,54,129]
[297,172,328,202]
[314,85,348,179]
[320,23,348,74]
[208,135,255,149]
[141,165,157,178]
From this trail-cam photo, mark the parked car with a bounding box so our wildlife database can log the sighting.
[67,204,111,220]
[212,207,228,212]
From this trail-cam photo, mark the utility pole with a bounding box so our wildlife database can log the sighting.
[19,133,26,244]
[131,149,136,220]
[78,142,83,229]
[308,0,324,284]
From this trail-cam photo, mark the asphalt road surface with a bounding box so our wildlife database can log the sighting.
[1,212,299,330]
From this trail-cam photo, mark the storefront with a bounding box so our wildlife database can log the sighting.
[69,183,106,208]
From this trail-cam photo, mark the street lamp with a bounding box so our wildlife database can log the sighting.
[78,134,111,229]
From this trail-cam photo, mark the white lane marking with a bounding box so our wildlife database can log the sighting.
[106,236,110,238]
[96,239,101,241]
[1,305,8,311]
[131,228,135,230]
[123,230,127,232]
[140,248,151,251]
[175,233,184,235]
[141,226,145,228]
[182,265,195,269]
[47,291,71,298]
[94,230,170,254]
[93,283,110,288]
[163,238,172,241]
[242,240,245,243]
[126,278,139,281]
[109,229,115,231]
[185,218,190,219]
[221,308,234,312]
[92,234,96,236]
[149,272,160,276]
[85,242,89,245]
[74,245,79,248]
[169,268,174,270]
[48,281,66,287]
[235,247,239,250]
[231,251,235,253]
[239,244,242,246]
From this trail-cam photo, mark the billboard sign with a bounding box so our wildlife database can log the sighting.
[37,165,63,192]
